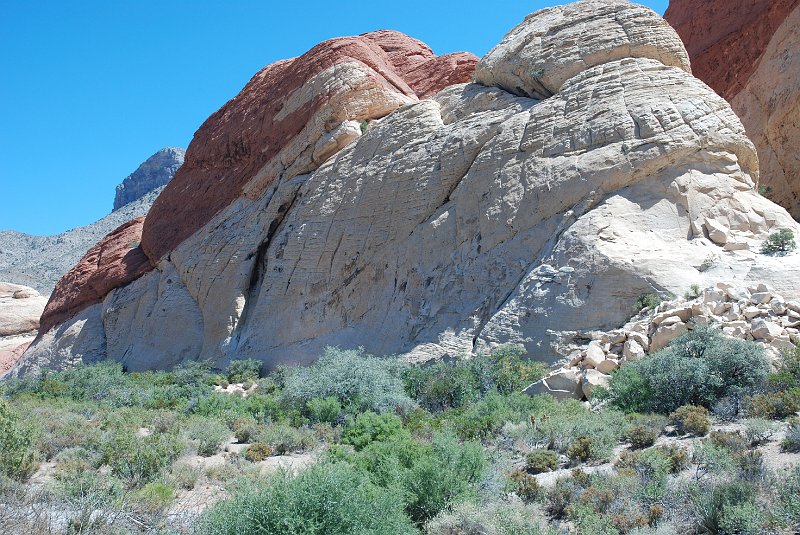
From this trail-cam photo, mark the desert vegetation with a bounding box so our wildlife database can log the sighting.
[0,336,798,534]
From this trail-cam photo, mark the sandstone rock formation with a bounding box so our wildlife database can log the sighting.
[0,283,46,377]
[15,0,800,377]
[113,147,185,211]
[1,148,184,294]
[140,31,479,263]
[665,0,800,219]
[527,282,800,399]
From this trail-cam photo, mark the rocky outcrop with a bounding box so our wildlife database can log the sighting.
[15,0,800,376]
[0,283,46,377]
[528,282,800,399]
[140,31,479,263]
[113,148,185,211]
[1,149,182,294]
[665,0,800,219]
[38,218,152,334]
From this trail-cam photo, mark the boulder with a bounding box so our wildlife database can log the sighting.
[0,282,47,336]
[623,339,646,361]
[582,369,611,399]
[751,319,784,341]
[650,323,689,353]
[524,368,582,400]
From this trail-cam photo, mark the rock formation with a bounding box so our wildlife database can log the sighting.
[665,0,800,219]
[113,147,185,211]
[1,148,184,294]
[0,283,46,377]
[14,0,800,377]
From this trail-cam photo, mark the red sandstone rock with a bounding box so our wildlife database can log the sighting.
[39,217,152,334]
[141,31,477,263]
[664,0,799,100]
[0,341,30,377]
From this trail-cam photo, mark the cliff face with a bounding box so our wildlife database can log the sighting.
[15,0,800,376]
[113,148,185,211]
[665,0,800,219]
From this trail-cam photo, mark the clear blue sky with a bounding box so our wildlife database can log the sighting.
[0,0,668,235]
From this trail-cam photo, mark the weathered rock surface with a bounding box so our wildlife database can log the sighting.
[140,31,478,263]
[15,0,800,376]
[1,148,183,294]
[38,218,152,334]
[113,147,185,211]
[0,282,46,377]
[665,0,800,219]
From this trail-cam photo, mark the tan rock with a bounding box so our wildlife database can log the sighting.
[524,368,582,400]
[751,319,784,341]
[623,339,646,361]
[582,369,611,399]
[596,359,620,374]
[650,322,689,352]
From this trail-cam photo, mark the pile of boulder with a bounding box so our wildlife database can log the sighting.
[527,282,800,400]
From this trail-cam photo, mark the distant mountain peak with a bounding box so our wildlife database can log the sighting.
[112,147,185,211]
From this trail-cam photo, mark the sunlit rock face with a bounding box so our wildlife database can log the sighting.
[16,0,800,376]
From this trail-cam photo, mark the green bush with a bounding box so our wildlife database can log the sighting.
[526,449,559,474]
[743,418,777,446]
[402,346,547,412]
[306,396,341,424]
[669,405,710,436]
[282,347,415,414]
[132,481,175,512]
[352,432,485,524]
[0,400,36,480]
[183,417,230,456]
[232,417,258,443]
[196,462,417,534]
[625,425,657,449]
[443,391,537,440]
[634,294,662,312]
[608,326,769,414]
[244,442,273,462]
[227,359,262,383]
[566,437,594,464]
[689,481,757,534]
[254,423,316,455]
[773,465,800,529]
[746,388,800,419]
[509,469,542,503]
[425,500,550,535]
[761,229,796,254]
[342,411,409,451]
[100,430,184,487]
[781,419,800,452]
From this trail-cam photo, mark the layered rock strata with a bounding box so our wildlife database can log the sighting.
[665,0,800,219]
[528,282,800,399]
[16,0,800,376]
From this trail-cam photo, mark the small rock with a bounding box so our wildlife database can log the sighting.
[750,292,772,305]
[750,319,784,341]
[743,306,763,319]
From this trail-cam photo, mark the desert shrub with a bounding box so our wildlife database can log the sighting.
[402,346,546,413]
[635,294,662,312]
[566,437,594,464]
[655,444,689,474]
[526,449,559,474]
[669,405,710,436]
[545,476,580,518]
[625,425,658,449]
[781,419,800,452]
[191,391,284,424]
[227,359,262,383]
[29,405,99,460]
[689,481,757,535]
[746,388,800,419]
[718,502,766,535]
[100,429,184,487]
[283,347,414,414]
[443,391,537,440]
[692,441,735,480]
[353,432,486,524]
[608,326,769,414]
[306,396,341,424]
[196,462,417,534]
[761,229,796,254]
[0,400,37,480]
[684,283,702,300]
[425,499,551,535]
[183,417,230,456]
[132,481,175,512]
[168,460,201,490]
[510,398,629,461]
[244,442,273,462]
[772,465,800,529]
[254,423,316,455]
[743,418,778,446]
[232,417,259,443]
[341,411,409,451]
[509,469,542,503]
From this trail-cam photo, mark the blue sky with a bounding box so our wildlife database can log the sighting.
[0,0,668,235]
